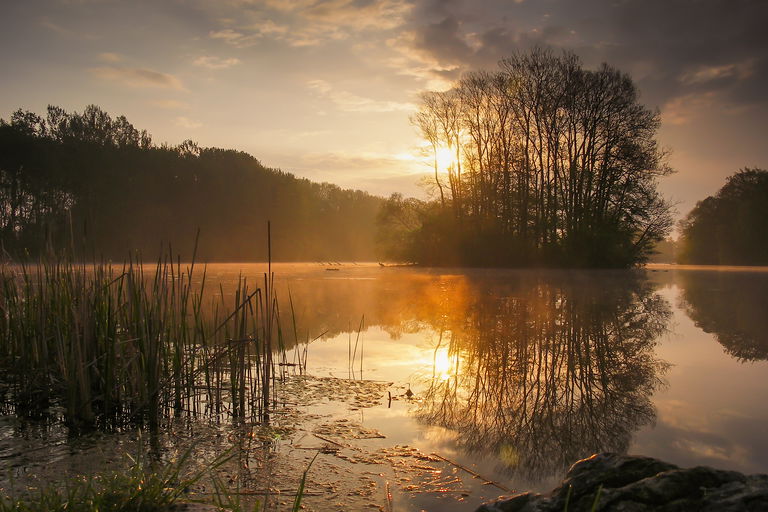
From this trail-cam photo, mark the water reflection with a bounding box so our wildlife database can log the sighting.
[242,267,674,482]
[677,270,768,361]
[7,264,768,510]
[408,272,671,481]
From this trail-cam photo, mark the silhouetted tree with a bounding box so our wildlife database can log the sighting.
[375,193,424,261]
[0,105,382,261]
[385,48,673,267]
[677,168,768,265]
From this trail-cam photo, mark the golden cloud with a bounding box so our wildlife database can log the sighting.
[90,66,186,90]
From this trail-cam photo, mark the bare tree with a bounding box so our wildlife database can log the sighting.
[403,48,673,266]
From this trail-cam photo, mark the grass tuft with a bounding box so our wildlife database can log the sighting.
[0,447,232,512]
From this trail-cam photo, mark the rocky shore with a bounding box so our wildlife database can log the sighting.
[476,453,768,511]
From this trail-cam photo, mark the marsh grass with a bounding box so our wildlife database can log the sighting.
[0,247,302,429]
[0,446,230,512]
[290,452,318,512]
[1,446,320,512]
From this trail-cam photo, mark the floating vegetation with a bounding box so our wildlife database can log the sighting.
[279,375,389,409]
[314,419,386,441]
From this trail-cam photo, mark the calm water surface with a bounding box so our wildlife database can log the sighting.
[3,263,768,511]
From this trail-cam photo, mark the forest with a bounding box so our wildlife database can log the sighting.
[0,105,382,261]
[378,48,674,267]
[677,168,768,265]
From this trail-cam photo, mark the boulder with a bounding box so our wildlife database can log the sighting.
[476,453,768,511]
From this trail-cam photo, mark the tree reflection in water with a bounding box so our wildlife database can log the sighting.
[678,271,768,361]
[413,272,671,482]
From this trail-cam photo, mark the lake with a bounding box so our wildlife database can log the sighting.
[2,263,768,511]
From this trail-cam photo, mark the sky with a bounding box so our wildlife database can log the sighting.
[1,0,767,221]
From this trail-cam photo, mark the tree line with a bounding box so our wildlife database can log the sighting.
[0,105,382,261]
[677,168,768,265]
[379,48,674,267]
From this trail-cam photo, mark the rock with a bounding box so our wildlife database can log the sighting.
[475,453,768,512]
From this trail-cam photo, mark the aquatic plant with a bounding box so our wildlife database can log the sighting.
[291,452,318,512]
[0,445,321,512]
[0,446,222,512]
[0,245,302,428]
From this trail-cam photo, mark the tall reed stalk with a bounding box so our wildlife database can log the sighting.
[0,249,297,429]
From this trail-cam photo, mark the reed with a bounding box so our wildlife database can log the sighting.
[0,248,299,429]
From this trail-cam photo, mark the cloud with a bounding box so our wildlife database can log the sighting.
[385,0,768,111]
[151,99,190,110]
[252,127,331,144]
[208,20,293,47]
[207,0,412,48]
[299,0,411,32]
[306,79,332,95]
[209,28,260,48]
[40,19,97,40]
[90,66,185,90]
[679,61,754,86]
[384,30,463,90]
[662,90,750,127]
[175,116,202,129]
[254,18,290,36]
[662,92,717,126]
[98,52,122,62]
[193,55,241,69]
[304,150,413,169]
[410,16,473,67]
[307,79,415,113]
[209,24,324,48]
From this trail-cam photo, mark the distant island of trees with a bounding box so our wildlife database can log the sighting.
[677,168,768,265]
[378,48,674,268]
[0,105,382,261]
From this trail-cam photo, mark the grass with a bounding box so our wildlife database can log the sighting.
[1,447,218,512]
[0,246,302,429]
[291,452,319,512]
[1,446,320,512]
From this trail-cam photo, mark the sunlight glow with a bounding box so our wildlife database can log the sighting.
[432,347,456,381]
[435,146,456,172]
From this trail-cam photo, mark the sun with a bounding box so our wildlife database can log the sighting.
[435,146,455,172]
[432,347,457,380]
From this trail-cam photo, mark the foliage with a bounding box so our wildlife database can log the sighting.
[0,105,382,261]
[375,193,425,261]
[677,168,768,265]
[382,48,673,267]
